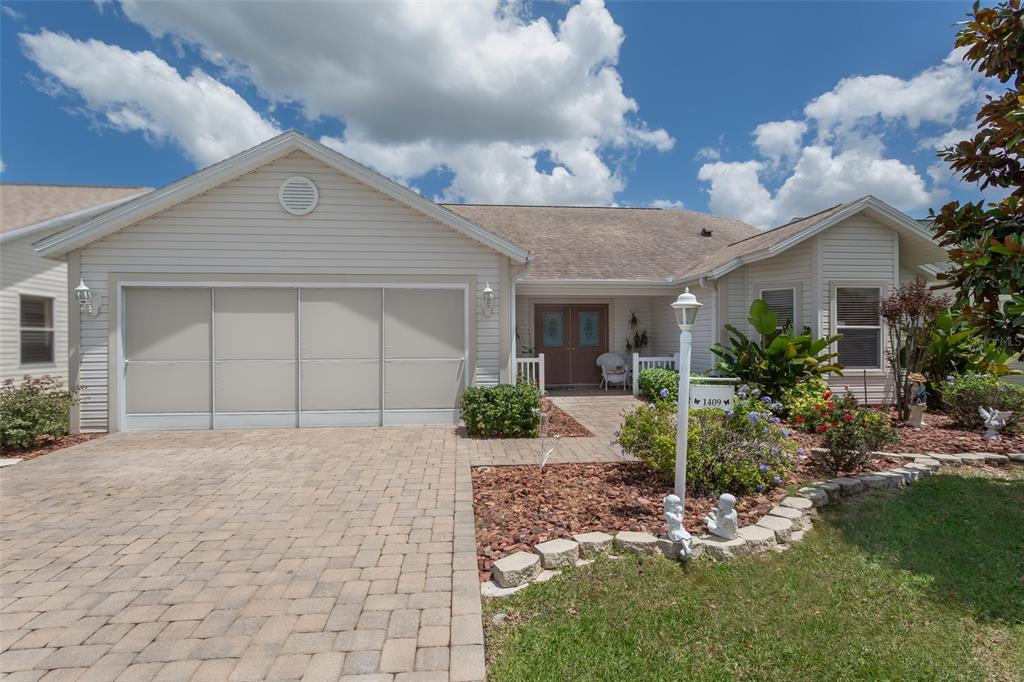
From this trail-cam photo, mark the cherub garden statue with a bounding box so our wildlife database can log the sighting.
[663,494,693,557]
[704,493,739,540]
[978,406,1012,440]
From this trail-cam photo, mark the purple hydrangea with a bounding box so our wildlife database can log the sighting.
[781,428,792,438]
[773,475,783,485]
[772,402,784,411]
[748,412,760,424]
[659,387,670,398]
[758,463,769,472]
[760,396,773,404]
[751,387,761,397]
[755,484,764,492]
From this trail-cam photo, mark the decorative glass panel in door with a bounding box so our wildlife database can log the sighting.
[578,311,600,347]
[542,311,565,347]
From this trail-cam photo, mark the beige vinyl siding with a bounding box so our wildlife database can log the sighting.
[819,215,897,404]
[745,241,813,333]
[75,151,503,431]
[649,286,714,372]
[0,235,68,383]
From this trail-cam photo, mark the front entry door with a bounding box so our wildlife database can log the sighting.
[534,304,608,385]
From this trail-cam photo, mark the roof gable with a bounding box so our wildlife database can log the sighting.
[34,131,529,263]
[679,195,945,281]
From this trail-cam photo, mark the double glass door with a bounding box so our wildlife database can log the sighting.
[533,304,607,385]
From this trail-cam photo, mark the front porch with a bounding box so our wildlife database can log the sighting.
[511,282,717,394]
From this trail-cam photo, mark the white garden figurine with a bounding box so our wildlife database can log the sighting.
[704,493,739,540]
[978,406,1012,440]
[663,494,693,556]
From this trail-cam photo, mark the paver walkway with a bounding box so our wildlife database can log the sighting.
[1,428,483,681]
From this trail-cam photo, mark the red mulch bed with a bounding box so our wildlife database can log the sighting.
[790,408,1024,455]
[2,433,103,462]
[541,398,592,438]
[472,452,907,581]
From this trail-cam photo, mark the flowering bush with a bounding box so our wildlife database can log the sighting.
[802,390,898,474]
[460,384,540,438]
[637,367,678,403]
[780,377,830,423]
[943,374,1024,434]
[0,376,77,450]
[617,395,795,496]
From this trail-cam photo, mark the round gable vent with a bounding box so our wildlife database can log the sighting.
[278,176,319,216]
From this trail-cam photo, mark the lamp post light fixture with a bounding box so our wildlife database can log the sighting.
[74,278,99,317]
[664,287,702,555]
[481,282,495,317]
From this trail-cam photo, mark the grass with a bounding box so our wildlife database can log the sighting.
[483,467,1024,682]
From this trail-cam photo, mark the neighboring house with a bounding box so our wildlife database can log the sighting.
[32,131,950,433]
[1,184,149,385]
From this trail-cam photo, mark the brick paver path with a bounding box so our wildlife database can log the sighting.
[1,428,484,681]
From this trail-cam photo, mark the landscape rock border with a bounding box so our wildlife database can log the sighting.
[480,451,1022,596]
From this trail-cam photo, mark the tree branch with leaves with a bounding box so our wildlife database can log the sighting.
[931,0,1024,353]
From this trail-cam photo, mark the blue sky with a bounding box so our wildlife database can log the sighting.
[0,1,993,228]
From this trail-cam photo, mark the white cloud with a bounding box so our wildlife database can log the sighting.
[21,30,279,166]
[695,147,720,162]
[648,199,684,209]
[917,126,975,152]
[698,51,981,228]
[804,50,980,143]
[753,120,807,165]
[117,0,671,204]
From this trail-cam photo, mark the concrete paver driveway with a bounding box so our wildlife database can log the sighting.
[0,428,484,681]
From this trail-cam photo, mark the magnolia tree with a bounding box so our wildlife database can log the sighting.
[931,0,1024,353]
[880,280,951,421]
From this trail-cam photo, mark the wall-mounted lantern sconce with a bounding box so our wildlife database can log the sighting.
[75,279,99,316]
[482,282,495,317]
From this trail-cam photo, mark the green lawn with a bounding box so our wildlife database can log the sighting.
[483,467,1024,682]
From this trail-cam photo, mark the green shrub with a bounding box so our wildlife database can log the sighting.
[711,299,843,396]
[460,383,540,438]
[0,376,77,451]
[780,377,830,424]
[617,397,795,496]
[638,367,678,402]
[943,374,1024,433]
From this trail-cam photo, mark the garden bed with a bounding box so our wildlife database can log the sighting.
[2,433,103,462]
[472,453,908,581]
[540,398,592,438]
[789,408,1024,455]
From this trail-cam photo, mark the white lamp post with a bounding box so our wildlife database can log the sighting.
[670,288,702,501]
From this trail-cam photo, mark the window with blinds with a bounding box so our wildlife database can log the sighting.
[835,287,881,368]
[20,295,55,365]
[760,289,795,330]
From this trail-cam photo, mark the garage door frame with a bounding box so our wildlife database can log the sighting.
[113,278,473,431]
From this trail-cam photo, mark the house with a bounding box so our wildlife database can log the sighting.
[31,131,952,433]
[1,184,149,384]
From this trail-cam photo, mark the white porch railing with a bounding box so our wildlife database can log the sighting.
[516,354,545,395]
[632,353,679,396]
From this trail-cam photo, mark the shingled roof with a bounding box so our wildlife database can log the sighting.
[1,184,150,235]
[676,201,854,279]
[442,204,759,280]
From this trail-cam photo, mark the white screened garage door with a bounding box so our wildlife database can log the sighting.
[122,286,466,430]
